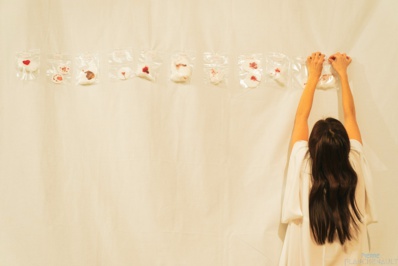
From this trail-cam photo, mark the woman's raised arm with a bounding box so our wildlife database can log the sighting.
[328,53,362,144]
[289,52,325,150]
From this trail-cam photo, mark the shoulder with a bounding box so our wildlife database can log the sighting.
[349,139,364,170]
[289,140,309,163]
[291,140,308,154]
[350,139,363,153]
[349,139,363,159]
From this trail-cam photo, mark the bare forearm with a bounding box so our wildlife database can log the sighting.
[340,73,356,120]
[289,52,325,149]
[295,77,318,120]
[330,52,362,142]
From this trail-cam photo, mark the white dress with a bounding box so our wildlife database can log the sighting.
[279,140,377,266]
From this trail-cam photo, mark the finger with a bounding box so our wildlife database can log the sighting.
[312,52,319,58]
[333,52,342,59]
[318,53,325,63]
[329,56,338,66]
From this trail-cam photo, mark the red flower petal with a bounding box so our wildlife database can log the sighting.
[249,62,258,69]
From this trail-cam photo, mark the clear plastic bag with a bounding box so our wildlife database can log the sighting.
[265,52,290,87]
[203,52,228,85]
[75,53,99,85]
[317,62,338,90]
[290,57,339,90]
[108,48,134,81]
[135,50,162,81]
[16,49,40,81]
[238,54,263,88]
[291,57,308,89]
[170,51,195,83]
[46,54,72,84]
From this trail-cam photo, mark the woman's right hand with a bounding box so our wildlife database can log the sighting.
[328,52,352,77]
[307,52,325,80]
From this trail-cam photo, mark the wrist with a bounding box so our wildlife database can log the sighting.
[339,72,349,81]
[307,75,319,85]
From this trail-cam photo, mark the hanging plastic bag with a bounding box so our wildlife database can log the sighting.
[203,52,228,85]
[135,50,162,81]
[317,62,338,90]
[75,53,99,85]
[46,54,72,84]
[291,57,339,90]
[16,49,40,81]
[291,57,308,89]
[265,52,290,87]
[108,48,134,81]
[238,54,263,88]
[170,51,195,83]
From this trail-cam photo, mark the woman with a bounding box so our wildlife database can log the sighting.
[279,52,377,265]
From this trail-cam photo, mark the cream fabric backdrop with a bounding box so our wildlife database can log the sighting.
[1,0,397,265]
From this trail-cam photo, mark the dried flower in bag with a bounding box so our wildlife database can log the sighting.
[16,49,40,81]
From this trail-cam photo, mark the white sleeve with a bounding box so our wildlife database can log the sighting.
[281,141,308,224]
[350,139,378,224]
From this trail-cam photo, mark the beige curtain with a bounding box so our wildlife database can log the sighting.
[0,0,396,265]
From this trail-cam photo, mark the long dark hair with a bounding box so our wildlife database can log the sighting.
[308,117,362,245]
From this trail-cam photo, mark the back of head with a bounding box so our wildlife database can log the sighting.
[308,117,361,245]
[309,118,350,170]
